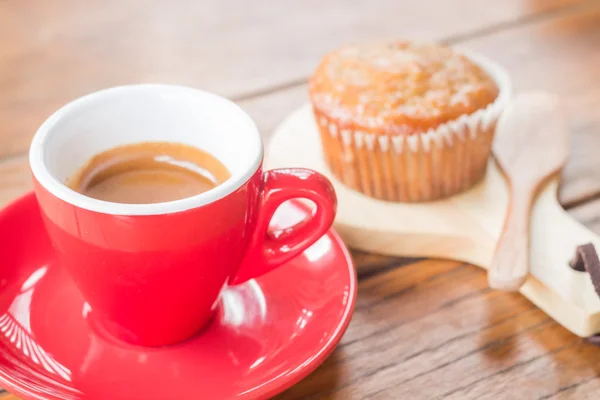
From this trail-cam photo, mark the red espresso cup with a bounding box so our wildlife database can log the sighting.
[29,84,337,347]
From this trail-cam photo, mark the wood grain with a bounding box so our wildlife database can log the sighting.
[2,0,600,399]
[0,156,31,208]
[0,0,583,159]
[274,259,600,399]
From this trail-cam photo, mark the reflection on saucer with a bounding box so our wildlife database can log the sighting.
[304,235,333,263]
[221,280,267,328]
[0,266,72,382]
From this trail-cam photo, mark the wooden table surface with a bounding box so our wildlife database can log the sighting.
[2,0,600,398]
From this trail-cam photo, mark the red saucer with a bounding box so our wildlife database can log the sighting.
[0,193,356,400]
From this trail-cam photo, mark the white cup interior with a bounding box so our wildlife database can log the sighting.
[29,84,263,215]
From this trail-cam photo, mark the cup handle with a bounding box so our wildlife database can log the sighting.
[230,168,337,285]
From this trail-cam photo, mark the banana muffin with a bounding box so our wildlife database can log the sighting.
[309,41,510,202]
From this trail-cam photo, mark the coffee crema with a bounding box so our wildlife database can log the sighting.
[67,142,231,204]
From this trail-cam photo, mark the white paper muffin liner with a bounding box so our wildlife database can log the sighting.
[312,49,512,202]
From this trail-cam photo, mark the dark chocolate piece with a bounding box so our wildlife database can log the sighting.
[569,243,600,298]
[569,243,600,345]
[568,244,589,272]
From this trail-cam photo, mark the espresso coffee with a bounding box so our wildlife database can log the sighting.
[67,142,231,204]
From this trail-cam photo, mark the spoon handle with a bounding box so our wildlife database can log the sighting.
[488,185,533,291]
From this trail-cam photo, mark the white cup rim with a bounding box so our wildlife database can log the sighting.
[29,84,263,216]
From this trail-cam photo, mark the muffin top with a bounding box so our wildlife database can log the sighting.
[309,41,500,135]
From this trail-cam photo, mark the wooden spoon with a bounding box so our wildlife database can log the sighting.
[488,92,569,291]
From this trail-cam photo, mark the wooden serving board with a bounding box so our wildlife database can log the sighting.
[265,104,600,338]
